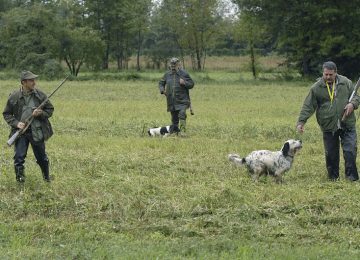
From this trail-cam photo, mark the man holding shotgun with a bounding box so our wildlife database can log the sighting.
[3,71,54,183]
[297,61,360,181]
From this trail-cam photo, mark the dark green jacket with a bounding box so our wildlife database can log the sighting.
[3,87,54,141]
[159,69,194,111]
[297,75,359,132]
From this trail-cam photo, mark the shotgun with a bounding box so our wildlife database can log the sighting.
[7,75,70,146]
[341,77,360,122]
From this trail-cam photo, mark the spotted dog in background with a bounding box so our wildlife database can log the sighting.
[228,139,302,183]
[148,125,180,137]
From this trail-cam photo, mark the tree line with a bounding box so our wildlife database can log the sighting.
[233,0,360,78]
[0,0,359,78]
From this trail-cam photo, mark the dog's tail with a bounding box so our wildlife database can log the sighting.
[228,153,246,166]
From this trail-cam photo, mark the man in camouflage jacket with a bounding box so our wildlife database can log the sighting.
[3,71,54,183]
[159,57,194,134]
[297,61,359,181]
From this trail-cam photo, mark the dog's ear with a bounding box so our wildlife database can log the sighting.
[282,142,290,157]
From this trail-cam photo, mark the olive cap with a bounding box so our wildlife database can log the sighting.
[20,70,38,81]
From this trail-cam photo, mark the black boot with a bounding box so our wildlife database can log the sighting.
[344,151,359,181]
[327,167,339,181]
[170,125,180,135]
[15,166,25,183]
[38,160,50,182]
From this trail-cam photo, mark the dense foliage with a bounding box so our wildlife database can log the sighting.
[233,0,360,77]
[1,0,359,77]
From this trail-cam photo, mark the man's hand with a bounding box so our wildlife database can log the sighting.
[17,122,25,129]
[32,108,43,117]
[180,78,185,86]
[343,103,354,117]
[296,123,305,134]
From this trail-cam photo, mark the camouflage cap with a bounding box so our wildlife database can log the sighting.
[170,57,180,65]
[20,70,38,81]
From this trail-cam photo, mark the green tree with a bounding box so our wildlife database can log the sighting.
[109,0,136,70]
[60,27,104,76]
[130,0,152,71]
[143,5,181,69]
[85,0,116,69]
[0,2,104,76]
[55,0,106,75]
[0,4,61,70]
[0,0,12,11]
[84,0,152,71]
[158,0,222,70]
[233,0,360,77]
[234,13,269,79]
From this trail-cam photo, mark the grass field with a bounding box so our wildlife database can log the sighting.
[125,55,286,72]
[1,70,360,259]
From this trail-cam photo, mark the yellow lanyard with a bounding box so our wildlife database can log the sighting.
[326,81,335,103]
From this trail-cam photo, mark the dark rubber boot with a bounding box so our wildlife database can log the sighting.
[38,160,50,182]
[15,166,25,183]
[344,151,359,181]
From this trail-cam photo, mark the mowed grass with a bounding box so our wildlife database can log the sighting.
[1,72,360,259]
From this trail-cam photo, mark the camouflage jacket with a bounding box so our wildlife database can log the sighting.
[3,87,54,141]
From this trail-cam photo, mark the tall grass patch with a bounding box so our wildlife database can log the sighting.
[1,74,360,258]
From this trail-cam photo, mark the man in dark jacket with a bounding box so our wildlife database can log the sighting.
[296,61,359,181]
[3,71,54,183]
[159,57,194,134]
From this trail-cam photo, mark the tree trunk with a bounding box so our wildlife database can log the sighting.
[116,31,124,70]
[194,35,202,70]
[190,52,196,70]
[196,50,202,70]
[136,29,141,71]
[250,40,257,79]
[103,40,110,69]
[75,58,84,77]
[202,49,207,70]
[64,57,73,75]
[118,51,124,70]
